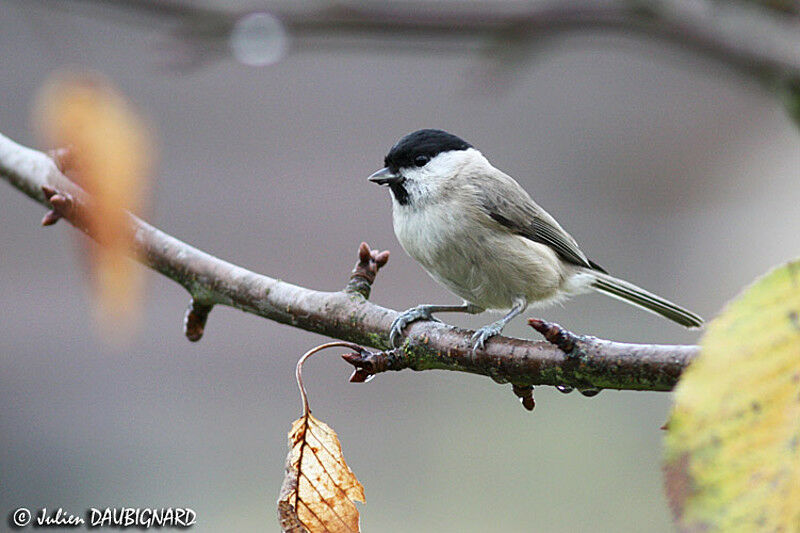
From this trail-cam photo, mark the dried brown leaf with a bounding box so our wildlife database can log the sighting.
[278,342,367,533]
[34,70,153,342]
[278,413,365,533]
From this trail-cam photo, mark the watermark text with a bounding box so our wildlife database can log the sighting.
[9,507,196,529]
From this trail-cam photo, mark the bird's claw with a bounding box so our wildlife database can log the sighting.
[470,322,505,353]
[389,305,441,347]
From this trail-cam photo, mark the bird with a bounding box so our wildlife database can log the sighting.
[368,129,703,352]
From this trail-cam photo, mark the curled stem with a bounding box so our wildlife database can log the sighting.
[296,341,369,416]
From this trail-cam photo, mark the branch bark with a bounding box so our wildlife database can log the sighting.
[0,132,699,396]
[58,0,800,82]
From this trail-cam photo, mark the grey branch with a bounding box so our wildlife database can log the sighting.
[0,132,699,396]
[54,0,800,81]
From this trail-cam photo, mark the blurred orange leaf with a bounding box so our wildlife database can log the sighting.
[34,71,153,342]
[278,343,366,533]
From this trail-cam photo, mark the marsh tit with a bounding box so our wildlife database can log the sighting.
[368,129,703,351]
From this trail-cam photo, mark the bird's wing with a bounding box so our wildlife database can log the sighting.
[475,171,606,273]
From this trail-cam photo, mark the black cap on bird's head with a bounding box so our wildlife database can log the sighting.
[384,129,472,172]
[368,129,472,185]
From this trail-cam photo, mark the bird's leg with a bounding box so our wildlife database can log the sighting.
[470,296,528,353]
[390,302,483,347]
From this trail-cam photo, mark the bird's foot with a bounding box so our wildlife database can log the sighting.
[390,305,441,347]
[470,321,505,353]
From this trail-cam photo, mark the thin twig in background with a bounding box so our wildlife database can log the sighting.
[35,0,800,82]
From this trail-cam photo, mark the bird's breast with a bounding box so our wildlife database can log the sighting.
[392,202,566,309]
[393,203,457,268]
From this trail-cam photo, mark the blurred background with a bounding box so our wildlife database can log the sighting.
[1,1,798,531]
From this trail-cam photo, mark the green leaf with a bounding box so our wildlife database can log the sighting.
[664,260,800,532]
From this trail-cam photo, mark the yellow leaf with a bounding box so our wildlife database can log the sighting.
[278,413,365,533]
[665,260,800,532]
[35,71,153,342]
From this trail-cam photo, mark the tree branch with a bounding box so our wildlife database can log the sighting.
[55,0,800,82]
[0,132,699,398]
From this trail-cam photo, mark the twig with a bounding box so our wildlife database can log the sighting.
[345,242,389,299]
[0,132,700,393]
[296,341,368,416]
[184,298,213,342]
[50,0,800,82]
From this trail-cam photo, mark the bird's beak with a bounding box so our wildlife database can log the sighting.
[368,167,401,185]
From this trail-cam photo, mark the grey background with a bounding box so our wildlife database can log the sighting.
[1,1,798,532]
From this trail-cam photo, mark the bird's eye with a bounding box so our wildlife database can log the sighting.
[414,155,429,167]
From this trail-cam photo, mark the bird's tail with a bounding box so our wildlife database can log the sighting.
[588,271,703,328]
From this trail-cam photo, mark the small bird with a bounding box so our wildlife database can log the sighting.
[368,129,703,351]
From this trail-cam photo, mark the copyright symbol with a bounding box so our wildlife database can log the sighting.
[12,508,31,527]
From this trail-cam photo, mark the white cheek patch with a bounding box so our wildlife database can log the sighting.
[399,168,438,203]
[426,148,483,178]
[395,149,485,208]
